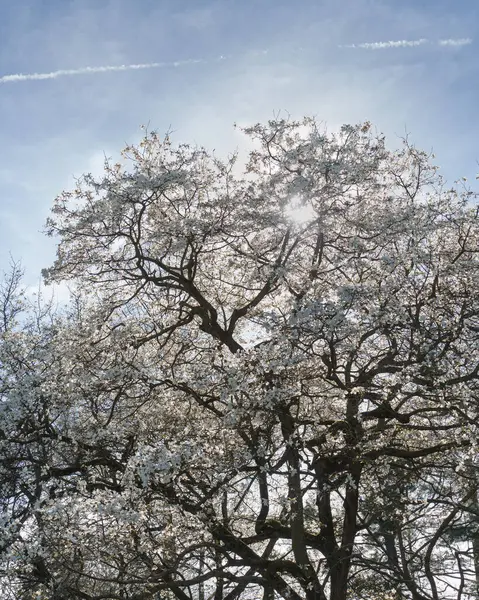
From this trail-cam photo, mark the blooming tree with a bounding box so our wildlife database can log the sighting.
[1,118,479,599]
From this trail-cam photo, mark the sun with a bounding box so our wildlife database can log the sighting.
[285,195,316,224]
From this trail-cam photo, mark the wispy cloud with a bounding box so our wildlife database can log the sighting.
[438,38,472,46]
[342,38,472,50]
[0,58,211,84]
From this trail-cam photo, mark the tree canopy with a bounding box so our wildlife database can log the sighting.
[1,117,479,600]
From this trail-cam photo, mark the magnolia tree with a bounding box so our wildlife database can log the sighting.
[1,118,479,600]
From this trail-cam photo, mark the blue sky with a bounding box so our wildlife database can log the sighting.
[0,0,478,293]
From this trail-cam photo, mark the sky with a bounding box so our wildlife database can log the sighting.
[0,0,478,296]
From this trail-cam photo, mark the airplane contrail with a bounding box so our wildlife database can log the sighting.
[0,58,209,84]
[342,37,472,49]
[0,38,472,85]
[344,38,428,49]
[438,38,472,46]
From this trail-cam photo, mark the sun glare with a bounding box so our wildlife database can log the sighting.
[285,196,316,224]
